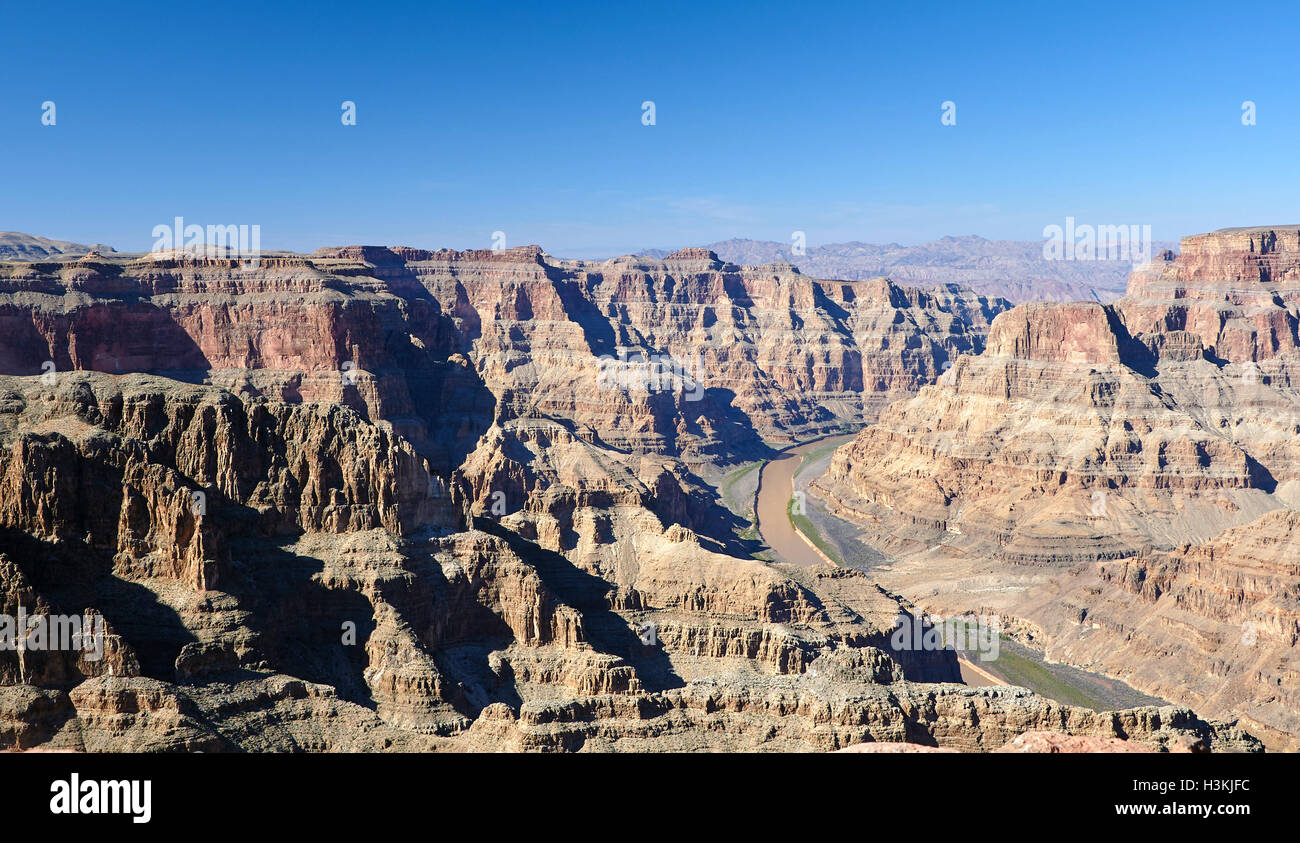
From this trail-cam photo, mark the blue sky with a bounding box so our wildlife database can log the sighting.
[2,0,1297,257]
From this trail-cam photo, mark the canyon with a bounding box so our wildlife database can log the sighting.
[816,225,1300,750]
[0,234,1279,752]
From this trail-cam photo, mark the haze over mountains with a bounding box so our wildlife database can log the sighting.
[642,235,1179,304]
[0,232,116,261]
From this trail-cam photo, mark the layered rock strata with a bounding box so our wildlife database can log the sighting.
[816,226,1300,748]
[0,240,1261,752]
[0,247,1008,467]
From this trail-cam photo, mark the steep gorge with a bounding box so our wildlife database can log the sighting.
[0,242,1262,752]
[816,226,1300,749]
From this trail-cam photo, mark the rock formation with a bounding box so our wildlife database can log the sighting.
[816,226,1300,749]
[0,240,1263,752]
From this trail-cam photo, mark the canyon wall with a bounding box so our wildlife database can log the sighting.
[816,226,1300,748]
[0,238,1266,752]
[0,246,1079,752]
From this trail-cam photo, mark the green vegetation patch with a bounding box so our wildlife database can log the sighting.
[787,498,843,565]
[979,642,1110,711]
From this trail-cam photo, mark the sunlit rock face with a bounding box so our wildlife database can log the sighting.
[0,240,1263,753]
[816,227,1300,749]
[0,245,1007,469]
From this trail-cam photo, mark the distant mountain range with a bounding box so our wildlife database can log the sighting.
[0,232,115,261]
[1,231,1176,304]
[640,235,1179,303]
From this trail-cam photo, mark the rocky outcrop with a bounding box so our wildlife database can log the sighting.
[993,732,1152,753]
[0,247,1009,470]
[842,730,1212,753]
[1122,226,1300,362]
[815,226,1300,749]
[1043,509,1300,749]
[984,301,1131,364]
[450,683,1257,753]
[0,374,458,699]
[0,238,1261,754]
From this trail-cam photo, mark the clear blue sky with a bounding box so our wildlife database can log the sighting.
[2,0,1297,257]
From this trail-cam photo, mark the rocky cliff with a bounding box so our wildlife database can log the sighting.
[0,242,1259,752]
[816,226,1300,749]
[0,246,1008,464]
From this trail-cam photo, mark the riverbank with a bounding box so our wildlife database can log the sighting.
[777,433,1171,711]
[754,437,848,566]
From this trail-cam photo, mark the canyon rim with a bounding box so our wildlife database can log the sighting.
[0,229,1287,754]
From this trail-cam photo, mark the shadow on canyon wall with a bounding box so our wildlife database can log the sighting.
[475,518,684,694]
[0,301,212,378]
[0,527,198,684]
